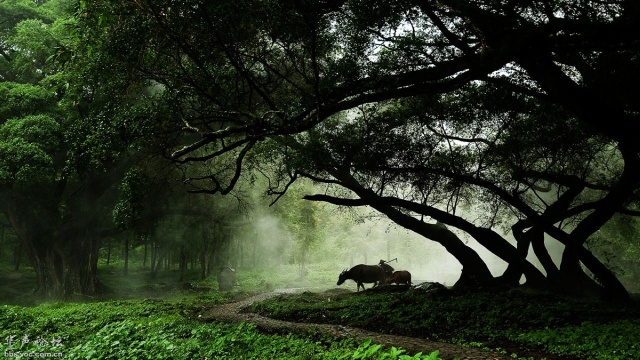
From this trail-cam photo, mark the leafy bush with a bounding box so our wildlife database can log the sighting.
[514,319,640,359]
[0,294,439,359]
[251,287,640,359]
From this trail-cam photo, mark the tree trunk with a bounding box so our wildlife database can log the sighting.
[199,252,207,280]
[4,200,103,298]
[558,244,602,296]
[106,239,112,265]
[200,223,210,280]
[529,229,560,283]
[500,224,533,285]
[304,196,495,286]
[13,243,21,271]
[150,241,157,273]
[27,230,102,298]
[151,244,170,278]
[0,227,4,263]
[365,194,548,287]
[578,246,630,302]
[370,204,495,286]
[56,232,102,297]
[179,245,186,282]
[231,235,238,269]
[123,235,129,275]
[143,239,148,268]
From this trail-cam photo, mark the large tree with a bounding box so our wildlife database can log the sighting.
[0,0,160,297]
[81,0,640,300]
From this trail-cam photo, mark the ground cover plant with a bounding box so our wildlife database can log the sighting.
[0,265,442,359]
[0,291,442,360]
[250,287,640,359]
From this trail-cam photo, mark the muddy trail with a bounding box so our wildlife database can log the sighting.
[201,289,514,360]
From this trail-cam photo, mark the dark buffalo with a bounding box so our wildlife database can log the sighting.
[384,270,412,286]
[337,264,386,292]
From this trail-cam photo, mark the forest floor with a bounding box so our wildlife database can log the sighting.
[3,266,636,359]
[201,289,550,360]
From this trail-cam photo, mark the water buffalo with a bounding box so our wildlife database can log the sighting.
[337,264,387,292]
[384,270,412,285]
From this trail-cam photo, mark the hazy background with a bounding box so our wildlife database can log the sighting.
[232,203,567,287]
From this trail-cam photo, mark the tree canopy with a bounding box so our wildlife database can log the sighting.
[72,0,640,300]
[0,0,160,297]
[1,0,638,301]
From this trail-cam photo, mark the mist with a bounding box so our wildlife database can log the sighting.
[236,195,573,289]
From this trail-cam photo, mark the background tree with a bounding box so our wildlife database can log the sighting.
[0,0,161,297]
[270,181,324,278]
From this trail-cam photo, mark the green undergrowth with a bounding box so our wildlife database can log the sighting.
[0,292,441,360]
[514,319,640,359]
[250,287,640,359]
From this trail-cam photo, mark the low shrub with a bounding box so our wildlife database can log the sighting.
[251,286,640,359]
[0,294,440,359]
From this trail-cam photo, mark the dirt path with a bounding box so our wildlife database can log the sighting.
[201,290,512,360]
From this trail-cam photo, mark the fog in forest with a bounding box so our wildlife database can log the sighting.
[0,178,593,302]
[235,201,567,287]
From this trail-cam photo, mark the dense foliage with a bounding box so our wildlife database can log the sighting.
[252,288,640,359]
[70,0,640,300]
[0,291,440,360]
[1,0,639,357]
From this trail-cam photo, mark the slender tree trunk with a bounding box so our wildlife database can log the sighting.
[123,235,129,275]
[179,245,186,282]
[578,246,629,302]
[151,245,170,278]
[207,246,216,277]
[13,243,21,271]
[200,224,209,280]
[143,239,148,268]
[106,239,111,265]
[199,253,207,280]
[238,239,244,268]
[0,227,4,263]
[150,241,157,273]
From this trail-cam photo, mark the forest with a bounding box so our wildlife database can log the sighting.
[1,0,640,359]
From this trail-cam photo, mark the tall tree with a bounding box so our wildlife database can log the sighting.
[82,0,640,300]
[0,0,157,297]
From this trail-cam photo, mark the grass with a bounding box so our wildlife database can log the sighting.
[0,290,441,359]
[250,286,640,359]
[0,264,440,359]
[5,263,640,359]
